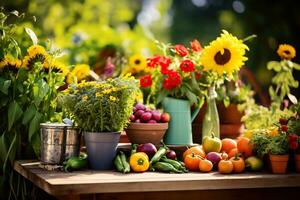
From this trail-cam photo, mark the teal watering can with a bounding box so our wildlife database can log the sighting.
[162,97,200,145]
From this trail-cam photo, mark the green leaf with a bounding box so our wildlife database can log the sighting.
[287,94,298,104]
[0,78,11,95]
[7,101,23,131]
[186,90,198,105]
[157,90,168,104]
[31,132,41,158]
[10,10,19,16]
[292,62,300,70]
[3,133,16,170]
[29,112,42,142]
[22,105,36,125]
[223,96,230,107]
[0,134,7,164]
[33,80,49,106]
[25,27,38,45]
[267,61,281,72]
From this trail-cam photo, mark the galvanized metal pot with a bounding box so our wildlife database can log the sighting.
[84,131,120,170]
[40,123,81,164]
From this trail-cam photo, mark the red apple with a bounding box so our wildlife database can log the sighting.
[161,112,170,123]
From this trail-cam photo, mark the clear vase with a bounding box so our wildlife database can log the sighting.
[201,85,220,142]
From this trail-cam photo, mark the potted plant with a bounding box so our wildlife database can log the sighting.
[251,125,289,174]
[216,80,254,138]
[60,75,139,170]
[287,103,300,172]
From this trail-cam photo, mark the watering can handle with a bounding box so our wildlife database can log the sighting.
[191,107,200,122]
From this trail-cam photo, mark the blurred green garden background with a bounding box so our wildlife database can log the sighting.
[2,0,300,99]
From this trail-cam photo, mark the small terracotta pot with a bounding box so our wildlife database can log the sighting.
[125,123,168,145]
[218,104,244,124]
[269,154,289,174]
[295,154,300,173]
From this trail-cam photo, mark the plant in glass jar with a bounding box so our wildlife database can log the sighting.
[60,75,139,169]
[199,30,250,141]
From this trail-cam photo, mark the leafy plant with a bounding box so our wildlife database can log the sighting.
[0,10,67,200]
[251,130,289,156]
[242,44,299,130]
[60,75,139,132]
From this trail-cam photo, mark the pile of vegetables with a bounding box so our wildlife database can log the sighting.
[114,143,188,173]
[130,103,170,123]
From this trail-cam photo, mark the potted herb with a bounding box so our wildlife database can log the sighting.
[60,75,139,170]
[287,103,300,172]
[251,125,289,174]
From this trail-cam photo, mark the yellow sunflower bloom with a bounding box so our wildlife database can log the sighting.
[0,55,22,71]
[72,64,90,81]
[44,59,69,76]
[277,44,296,60]
[201,30,249,76]
[23,45,49,69]
[128,54,147,73]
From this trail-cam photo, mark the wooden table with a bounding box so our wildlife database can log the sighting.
[14,160,300,200]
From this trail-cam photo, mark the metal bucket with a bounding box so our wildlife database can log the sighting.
[40,123,81,164]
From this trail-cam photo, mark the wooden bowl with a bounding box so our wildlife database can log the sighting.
[125,123,168,145]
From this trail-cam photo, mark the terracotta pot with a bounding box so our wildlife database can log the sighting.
[220,124,244,139]
[295,154,300,173]
[218,103,244,124]
[125,123,168,145]
[269,154,289,174]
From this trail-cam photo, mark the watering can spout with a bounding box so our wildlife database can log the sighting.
[191,107,201,122]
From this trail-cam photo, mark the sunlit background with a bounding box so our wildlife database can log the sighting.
[2,0,300,99]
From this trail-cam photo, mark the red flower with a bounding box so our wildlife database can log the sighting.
[195,72,201,80]
[159,56,171,68]
[288,134,298,142]
[140,75,152,88]
[289,141,299,150]
[163,71,182,90]
[279,118,288,125]
[174,44,188,57]
[190,39,203,52]
[180,60,195,72]
[147,55,161,67]
[160,65,172,75]
[281,125,289,132]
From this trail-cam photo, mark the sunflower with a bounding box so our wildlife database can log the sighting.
[67,64,90,84]
[201,30,249,76]
[277,44,296,60]
[22,45,49,69]
[44,59,69,76]
[128,54,147,73]
[0,55,22,72]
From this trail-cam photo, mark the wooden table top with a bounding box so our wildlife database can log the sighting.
[14,160,300,196]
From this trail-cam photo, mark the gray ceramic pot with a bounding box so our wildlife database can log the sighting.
[84,131,120,170]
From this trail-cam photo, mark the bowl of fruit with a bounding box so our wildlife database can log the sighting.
[125,103,170,145]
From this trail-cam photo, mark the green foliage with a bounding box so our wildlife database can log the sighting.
[242,103,293,130]
[267,60,300,104]
[0,10,66,199]
[251,130,289,156]
[288,102,300,136]
[60,76,139,132]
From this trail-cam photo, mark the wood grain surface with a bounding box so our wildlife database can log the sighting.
[14,160,300,196]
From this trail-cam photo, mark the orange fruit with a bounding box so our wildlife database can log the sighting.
[237,136,253,158]
[218,160,233,174]
[183,146,205,159]
[221,138,237,154]
[228,148,239,158]
[184,153,202,171]
[230,156,245,173]
[199,159,213,172]
[220,152,229,160]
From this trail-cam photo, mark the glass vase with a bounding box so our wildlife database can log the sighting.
[201,85,220,142]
